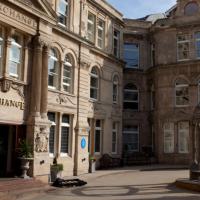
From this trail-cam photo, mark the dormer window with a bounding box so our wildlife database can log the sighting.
[58,0,68,26]
[184,2,199,16]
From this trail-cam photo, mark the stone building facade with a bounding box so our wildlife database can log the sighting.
[0,0,124,181]
[2,0,200,182]
[123,0,200,165]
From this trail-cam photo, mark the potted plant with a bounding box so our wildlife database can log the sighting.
[50,157,64,182]
[17,140,33,179]
[89,155,96,173]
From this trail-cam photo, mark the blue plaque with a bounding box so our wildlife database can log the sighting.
[81,138,86,149]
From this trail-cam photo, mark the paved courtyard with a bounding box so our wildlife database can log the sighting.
[19,166,200,200]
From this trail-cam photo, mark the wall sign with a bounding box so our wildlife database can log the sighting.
[0,2,37,28]
[81,138,86,149]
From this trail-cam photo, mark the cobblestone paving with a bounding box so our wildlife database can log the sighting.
[21,167,200,200]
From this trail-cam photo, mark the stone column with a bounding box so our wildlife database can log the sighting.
[31,36,43,117]
[40,44,49,119]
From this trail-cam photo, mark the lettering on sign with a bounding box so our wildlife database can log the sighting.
[0,98,24,110]
[0,2,37,28]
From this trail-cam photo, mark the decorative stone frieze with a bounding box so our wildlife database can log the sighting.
[0,79,24,99]
[56,94,76,105]
[34,125,49,153]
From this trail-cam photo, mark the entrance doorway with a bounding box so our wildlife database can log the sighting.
[0,125,26,177]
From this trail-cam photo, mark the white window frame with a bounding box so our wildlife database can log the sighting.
[94,120,101,154]
[175,80,189,107]
[97,18,105,49]
[177,34,190,61]
[48,112,56,158]
[60,115,70,157]
[48,49,59,90]
[87,12,96,43]
[90,68,99,101]
[113,29,120,57]
[63,56,72,93]
[113,76,119,104]
[178,121,189,154]
[9,39,22,78]
[57,0,68,27]
[163,122,174,153]
[112,122,118,154]
[123,125,139,152]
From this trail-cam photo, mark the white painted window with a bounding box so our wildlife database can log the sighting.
[195,32,200,59]
[94,120,101,154]
[48,112,56,157]
[112,122,117,154]
[9,35,22,79]
[177,34,190,61]
[163,122,174,153]
[87,12,95,43]
[60,114,70,156]
[58,0,68,26]
[123,125,139,152]
[113,29,120,57]
[178,121,189,153]
[97,19,105,49]
[113,76,119,104]
[124,84,139,110]
[124,43,139,68]
[175,79,189,106]
[90,67,99,100]
[48,48,59,89]
[63,55,72,93]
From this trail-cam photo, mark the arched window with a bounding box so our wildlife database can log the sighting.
[184,2,199,16]
[90,67,99,100]
[113,75,119,103]
[124,83,139,110]
[63,54,73,93]
[48,48,59,89]
[58,0,69,26]
[9,34,22,79]
[175,79,189,106]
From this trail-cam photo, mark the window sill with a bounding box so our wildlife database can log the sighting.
[60,153,70,158]
[89,98,98,103]
[175,105,189,108]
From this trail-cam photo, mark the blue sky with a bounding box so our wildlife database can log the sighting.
[107,0,177,18]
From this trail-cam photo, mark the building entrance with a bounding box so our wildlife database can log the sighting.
[0,125,26,177]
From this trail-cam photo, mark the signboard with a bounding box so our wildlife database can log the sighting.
[81,138,86,149]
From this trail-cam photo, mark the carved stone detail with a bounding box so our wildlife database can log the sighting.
[0,79,12,92]
[34,126,49,153]
[0,79,24,99]
[56,94,76,105]
[15,0,33,7]
[11,83,25,99]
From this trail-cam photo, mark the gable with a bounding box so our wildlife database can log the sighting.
[13,0,57,22]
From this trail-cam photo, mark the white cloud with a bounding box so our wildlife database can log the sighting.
[107,0,177,18]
